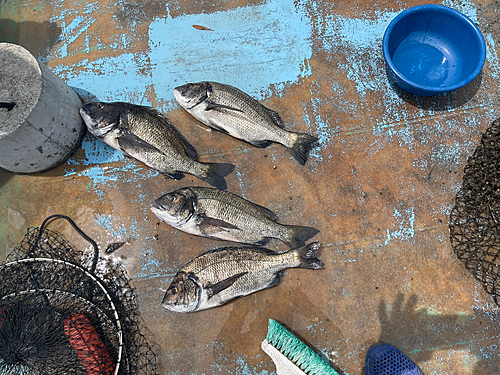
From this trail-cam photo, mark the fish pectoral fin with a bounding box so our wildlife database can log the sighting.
[145,107,199,160]
[117,132,163,155]
[207,272,248,299]
[182,139,199,160]
[205,101,244,113]
[254,205,278,221]
[208,121,230,135]
[199,216,240,233]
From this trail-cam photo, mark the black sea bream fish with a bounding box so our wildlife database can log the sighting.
[162,242,323,312]
[150,186,319,248]
[173,81,318,165]
[79,102,234,189]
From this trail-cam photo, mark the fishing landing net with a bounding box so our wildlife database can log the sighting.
[450,118,500,307]
[0,214,158,374]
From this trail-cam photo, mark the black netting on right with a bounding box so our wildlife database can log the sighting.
[450,118,500,306]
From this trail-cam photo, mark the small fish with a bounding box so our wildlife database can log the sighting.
[193,25,213,31]
[79,102,234,189]
[104,242,125,254]
[173,81,318,165]
[150,186,319,248]
[162,242,323,312]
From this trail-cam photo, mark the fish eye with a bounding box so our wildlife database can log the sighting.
[170,287,178,295]
[167,194,180,203]
[98,103,105,109]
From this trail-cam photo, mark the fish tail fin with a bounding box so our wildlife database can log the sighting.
[289,133,318,165]
[285,225,320,249]
[201,162,235,190]
[293,242,324,269]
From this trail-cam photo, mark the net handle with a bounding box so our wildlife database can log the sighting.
[32,214,99,274]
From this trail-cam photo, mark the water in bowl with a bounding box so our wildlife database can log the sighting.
[392,36,458,87]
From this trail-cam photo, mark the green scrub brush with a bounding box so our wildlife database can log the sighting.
[261,319,340,375]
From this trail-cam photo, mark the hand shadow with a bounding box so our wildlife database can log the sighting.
[374,293,500,374]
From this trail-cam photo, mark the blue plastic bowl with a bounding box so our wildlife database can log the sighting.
[383,4,486,96]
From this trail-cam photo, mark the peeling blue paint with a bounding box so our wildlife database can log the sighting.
[391,207,415,241]
[235,170,247,199]
[52,0,314,112]
[485,34,500,79]
[76,136,124,166]
[92,213,139,240]
[45,0,496,266]
[148,0,313,106]
[235,356,270,375]
[51,0,496,187]
[65,135,159,188]
[94,213,113,231]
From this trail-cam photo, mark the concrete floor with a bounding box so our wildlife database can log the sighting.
[2,0,500,374]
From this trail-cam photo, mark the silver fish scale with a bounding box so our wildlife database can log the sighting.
[190,187,293,242]
[123,106,205,175]
[183,248,300,295]
[207,82,296,147]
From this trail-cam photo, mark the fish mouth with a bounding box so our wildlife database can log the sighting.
[173,83,194,96]
[79,106,117,137]
[161,300,187,313]
[161,294,198,313]
[150,203,175,223]
[151,200,165,210]
[174,84,208,110]
[79,107,98,127]
[173,87,190,107]
[150,203,193,226]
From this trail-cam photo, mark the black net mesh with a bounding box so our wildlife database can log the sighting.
[0,215,158,375]
[450,118,500,306]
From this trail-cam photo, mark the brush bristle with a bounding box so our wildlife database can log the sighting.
[266,319,339,375]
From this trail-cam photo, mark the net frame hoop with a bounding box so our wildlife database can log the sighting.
[0,257,123,375]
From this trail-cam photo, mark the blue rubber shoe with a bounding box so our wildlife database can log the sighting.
[365,343,424,375]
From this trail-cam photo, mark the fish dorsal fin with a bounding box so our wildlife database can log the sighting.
[146,106,168,120]
[145,107,199,160]
[180,136,199,160]
[261,104,285,129]
[198,246,278,258]
[207,271,248,299]
[253,204,278,221]
[198,246,240,257]
[193,188,279,222]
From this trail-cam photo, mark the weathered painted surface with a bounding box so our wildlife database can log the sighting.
[1,0,500,374]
